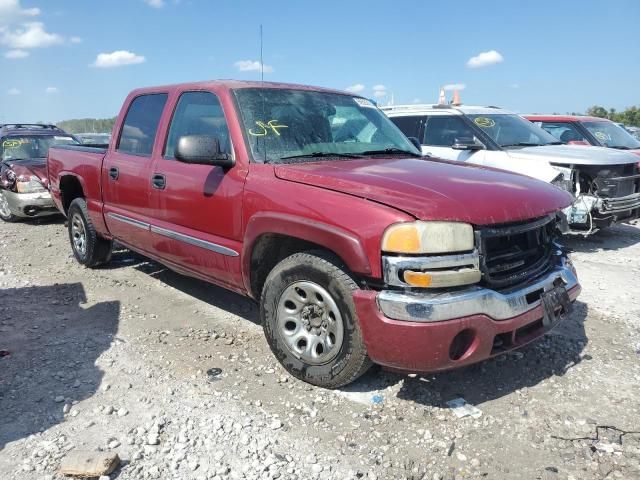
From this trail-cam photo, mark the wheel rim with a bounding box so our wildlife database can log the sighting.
[0,192,11,218]
[276,281,344,365]
[71,213,87,256]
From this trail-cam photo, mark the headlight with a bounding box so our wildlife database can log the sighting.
[16,175,46,193]
[550,165,574,194]
[381,221,474,254]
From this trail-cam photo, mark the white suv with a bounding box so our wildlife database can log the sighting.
[383,104,640,232]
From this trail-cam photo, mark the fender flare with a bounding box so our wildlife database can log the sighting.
[242,212,372,295]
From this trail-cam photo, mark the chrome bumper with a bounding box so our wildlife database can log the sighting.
[377,259,579,323]
[2,190,57,217]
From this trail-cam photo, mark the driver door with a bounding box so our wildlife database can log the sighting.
[420,115,486,164]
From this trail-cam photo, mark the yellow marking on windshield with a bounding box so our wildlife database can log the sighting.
[249,120,288,137]
[2,139,28,148]
[474,117,496,128]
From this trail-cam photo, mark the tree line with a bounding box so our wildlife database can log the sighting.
[585,105,640,127]
[55,117,117,134]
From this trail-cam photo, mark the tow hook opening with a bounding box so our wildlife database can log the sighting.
[24,206,40,216]
[449,328,476,361]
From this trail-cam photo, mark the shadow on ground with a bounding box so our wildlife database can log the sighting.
[343,301,589,408]
[561,222,640,253]
[103,248,259,324]
[14,215,66,227]
[0,283,119,450]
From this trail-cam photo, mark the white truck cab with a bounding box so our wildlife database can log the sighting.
[383,104,640,232]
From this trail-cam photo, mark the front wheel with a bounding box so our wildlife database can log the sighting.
[67,198,112,267]
[260,251,372,388]
[0,190,18,222]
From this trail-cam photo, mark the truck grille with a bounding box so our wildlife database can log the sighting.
[475,215,557,289]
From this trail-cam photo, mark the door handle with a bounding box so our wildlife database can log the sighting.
[151,173,166,190]
[109,167,119,180]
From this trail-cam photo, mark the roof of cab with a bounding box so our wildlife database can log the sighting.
[0,124,69,137]
[127,80,356,98]
[524,114,612,123]
[381,104,515,116]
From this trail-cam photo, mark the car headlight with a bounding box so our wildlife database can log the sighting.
[550,165,574,194]
[381,221,474,254]
[16,175,46,193]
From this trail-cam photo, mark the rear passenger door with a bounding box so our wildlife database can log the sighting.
[102,93,168,250]
[421,115,486,164]
[147,90,246,290]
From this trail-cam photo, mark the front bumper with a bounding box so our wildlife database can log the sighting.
[2,190,58,218]
[354,260,581,372]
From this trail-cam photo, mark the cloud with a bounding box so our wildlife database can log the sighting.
[233,60,273,73]
[92,50,146,68]
[345,84,365,93]
[0,0,40,24]
[70,36,82,44]
[443,83,466,91]
[143,0,165,7]
[372,84,387,98]
[1,21,63,48]
[45,86,58,94]
[4,48,27,58]
[7,87,20,95]
[466,50,504,68]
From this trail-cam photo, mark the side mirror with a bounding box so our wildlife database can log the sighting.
[175,135,235,168]
[452,137,484,151]
[407,136,422,151]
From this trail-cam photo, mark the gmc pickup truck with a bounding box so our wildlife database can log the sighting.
[48,80,581,388]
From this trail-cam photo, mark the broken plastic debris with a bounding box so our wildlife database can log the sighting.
[371,394,384,404]
[206,367,222,382]
[446,397,482,418]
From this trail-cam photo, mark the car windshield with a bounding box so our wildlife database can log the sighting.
[234,88,420,163]
[467,114,560,148]
[1,134,79,161]
[582,121,640,149]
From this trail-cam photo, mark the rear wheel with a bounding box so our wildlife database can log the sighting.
[0,190,18,222]
[261,251,372,388]
[67,198,112,267]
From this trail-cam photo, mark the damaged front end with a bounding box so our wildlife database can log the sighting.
[551,163,640,233]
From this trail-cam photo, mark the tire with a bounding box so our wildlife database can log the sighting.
[0,190,19,222]
[261,250,372,388]
[67,198,112,267]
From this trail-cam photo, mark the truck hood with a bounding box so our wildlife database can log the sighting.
[274,157,573,225]
[506,144,640,166]
[2,158,49,187]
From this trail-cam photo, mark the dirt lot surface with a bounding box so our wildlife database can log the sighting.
[1,217,639,480]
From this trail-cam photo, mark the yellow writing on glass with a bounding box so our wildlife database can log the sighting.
[249,120,288,137]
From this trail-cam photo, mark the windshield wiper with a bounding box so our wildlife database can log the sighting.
[545,141,564,145]
[500,142,545,147]
[609,145,632,150]
[357,148,422,157]
[279,152,363,160]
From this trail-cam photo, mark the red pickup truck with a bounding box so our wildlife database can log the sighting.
[47,80,580,387]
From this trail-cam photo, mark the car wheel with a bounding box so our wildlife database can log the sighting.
[261,250,372,388]
[0,190,18,222]
[67,198,112,267]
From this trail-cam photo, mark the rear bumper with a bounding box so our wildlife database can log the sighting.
[354,261,581,373]
[2,190,58,218]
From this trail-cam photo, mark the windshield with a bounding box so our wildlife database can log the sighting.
[1,134,79,161]
[582,121,640,149]
[467,114,560,148]
[234,88,420,163]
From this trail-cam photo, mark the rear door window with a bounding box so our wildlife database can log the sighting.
[537,122,587,143]
[117,93,168,156]
[388,116,423,140]
[164,91,231,158]
[423,116,475,146]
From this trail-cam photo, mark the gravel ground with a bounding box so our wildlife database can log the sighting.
[1,217,639,480]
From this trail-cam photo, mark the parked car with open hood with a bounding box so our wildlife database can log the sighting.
[383,105,640,233]
[48,81,579,387]
[0,124,79,222]
[525,115,640,157]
